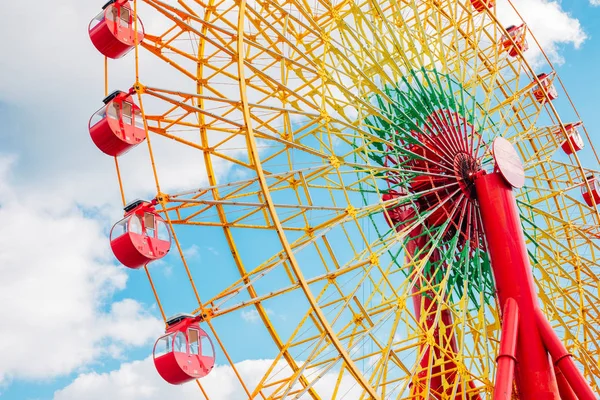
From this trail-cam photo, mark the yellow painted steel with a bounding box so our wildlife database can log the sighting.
[101,0,600,397]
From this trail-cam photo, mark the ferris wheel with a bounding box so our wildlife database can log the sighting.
[88,0,600,398]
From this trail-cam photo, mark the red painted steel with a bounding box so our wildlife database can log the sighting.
[582,175,600,208]
[475,172,560,399]
[153,316,215,385]
[470,0,494,12]
[403,133,454,229]
[383,194,480,399]
[89,0,144,59]
[110,201,171,269]
[398,110,480,240]
[89,91,146,156]
[532,73,558,104]
[502,25,529,57]
[493,298,519,400]
[535,309,597,400]
[554,366,578,400]
[559,123,585,155]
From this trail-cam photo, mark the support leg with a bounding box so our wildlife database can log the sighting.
[535,309,596,400]
[475,172,560,398]
[400,215,479,399]
[493,298,519,400]
[554,365,577,400]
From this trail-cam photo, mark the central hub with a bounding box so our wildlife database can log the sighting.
[453,152,480,200]
[369,70,496,303]
[384,109,485,245]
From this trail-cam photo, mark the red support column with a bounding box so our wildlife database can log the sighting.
[535,309,597,400]
[493,298,519,400]
[554,365,577,400]
[474,172,560,399]
[385,200,480,400]
[404,229,444,398]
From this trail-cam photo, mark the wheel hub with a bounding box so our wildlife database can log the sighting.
[395,109,483,244]
[453,152,479,200]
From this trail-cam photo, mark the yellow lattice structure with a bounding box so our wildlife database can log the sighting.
[92,0,600,397]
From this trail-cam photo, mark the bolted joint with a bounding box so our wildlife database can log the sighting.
[155,192,169,205]
[133,82,146,94]
[369,254,379,266]
[345,205,356,217]
[197,308,214,323]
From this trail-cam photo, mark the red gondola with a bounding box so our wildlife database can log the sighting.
[110,200,171,269]
[532,73,558,104]
[582,175,600,207]
[153,314,216,385]
[501,25,528,57]
[558,122,585,155]
[89,90,146,157]
[470,0,494,12]
[89,0,144,59]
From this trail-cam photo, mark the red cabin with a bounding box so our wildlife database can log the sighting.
[501,25,528,57]
[89,90,146,157]
[558,123,585,155]
[154,314,216,385]
[471,0,494,12]
[110,200,171,269]
[89,0,144,59]
[582,175,600,207]
[532,73,558,104]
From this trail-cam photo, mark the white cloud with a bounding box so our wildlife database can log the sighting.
[240,308,278,323]
[182,244,201,260]
[241,309,261,323]
[0,0,242,390]
[0,0,243,209]
[206,247,220,256]
[497,0,587,65]
[590,0,600,6]
[54,357,364,400]
[0,0,589,396]
[0,0,584,210]
[0,156,163,384]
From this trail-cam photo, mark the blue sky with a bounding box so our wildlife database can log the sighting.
[0,0,599,399]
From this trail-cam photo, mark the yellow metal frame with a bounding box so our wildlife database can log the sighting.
[99,0,600,397]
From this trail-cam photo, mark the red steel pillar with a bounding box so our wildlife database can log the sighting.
[554,366,577,400]
[475,172,560,399]
[384,196,480,399]
[406,228,480,399]
[493,298,519,400]
[536,309,596,399]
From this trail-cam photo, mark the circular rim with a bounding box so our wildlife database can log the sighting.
[98,0,600,396]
